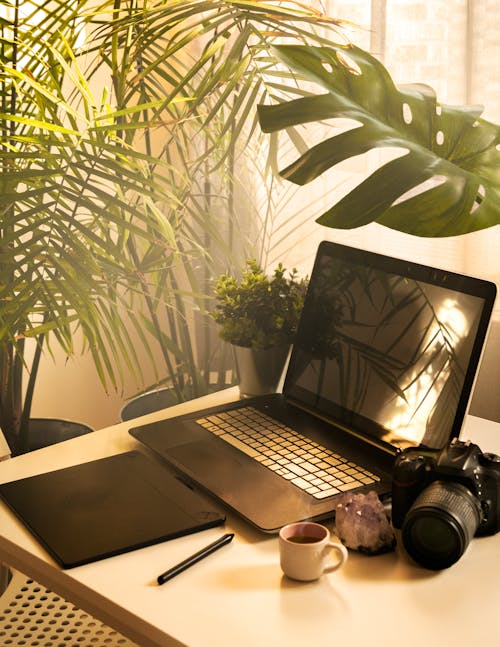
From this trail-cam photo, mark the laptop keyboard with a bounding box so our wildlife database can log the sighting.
[196,406,380,499]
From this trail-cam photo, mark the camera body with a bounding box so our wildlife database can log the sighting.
[392,438,500,537]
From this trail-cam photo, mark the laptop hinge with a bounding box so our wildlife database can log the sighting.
[288,399,400,457]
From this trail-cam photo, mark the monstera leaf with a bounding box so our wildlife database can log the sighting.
[258,43,500,237]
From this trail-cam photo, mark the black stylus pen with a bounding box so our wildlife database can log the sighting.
[157,533,235,585]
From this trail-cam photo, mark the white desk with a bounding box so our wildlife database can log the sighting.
[0,387,499,647]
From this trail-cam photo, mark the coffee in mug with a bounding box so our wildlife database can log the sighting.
[287,535,321,544]
[279,522,348,581]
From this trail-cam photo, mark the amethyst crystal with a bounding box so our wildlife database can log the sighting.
[335,491,396,555]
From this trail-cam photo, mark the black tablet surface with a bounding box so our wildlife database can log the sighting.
[0,450,226,568]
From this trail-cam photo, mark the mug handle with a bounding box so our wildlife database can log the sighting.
[323,541,348,574]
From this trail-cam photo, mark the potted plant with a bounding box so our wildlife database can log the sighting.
[0,2,174,454]
[211,260,308,396]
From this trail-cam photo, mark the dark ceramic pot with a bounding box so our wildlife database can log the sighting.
[119,388,178,422]
[27,418,94,452]
[232,344,290,398]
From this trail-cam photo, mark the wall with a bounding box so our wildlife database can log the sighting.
[469,320,500,422]
[30,343,141,430]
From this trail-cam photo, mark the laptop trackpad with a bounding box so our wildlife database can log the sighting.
[167,438,312,533]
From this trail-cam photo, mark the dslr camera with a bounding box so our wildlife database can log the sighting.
[392,438,500,570]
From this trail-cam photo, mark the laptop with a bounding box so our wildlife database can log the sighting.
[130,241,496,533]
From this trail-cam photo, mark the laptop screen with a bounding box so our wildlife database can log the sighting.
[284,241,496,451]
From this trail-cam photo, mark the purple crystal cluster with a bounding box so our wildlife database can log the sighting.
[335,491,396,555]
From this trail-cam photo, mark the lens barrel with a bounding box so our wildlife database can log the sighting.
[401,480,481,570]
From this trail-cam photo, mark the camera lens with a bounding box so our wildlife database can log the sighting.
[401,481,482,570]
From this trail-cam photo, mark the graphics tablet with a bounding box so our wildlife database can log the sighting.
[0,450,226,568]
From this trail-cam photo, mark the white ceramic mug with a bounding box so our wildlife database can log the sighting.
[279,522,348,582]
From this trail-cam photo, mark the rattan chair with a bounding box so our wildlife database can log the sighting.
[0,566,138,647]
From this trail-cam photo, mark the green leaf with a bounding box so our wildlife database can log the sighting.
[257,43,500,237]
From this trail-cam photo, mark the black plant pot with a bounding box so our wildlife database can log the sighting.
[120,388,178,422]
[26,418,94,452]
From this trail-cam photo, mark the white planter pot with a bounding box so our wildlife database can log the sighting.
[232,345,290,398]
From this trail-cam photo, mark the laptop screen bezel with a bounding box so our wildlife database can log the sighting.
[283,240,497,453]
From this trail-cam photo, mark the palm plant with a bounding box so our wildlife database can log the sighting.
[0,0,185,453]
[258,43,500,236]
[0,0,343,453]
[85,1,344,401]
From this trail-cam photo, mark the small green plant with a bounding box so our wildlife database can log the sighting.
[211,261,308,350]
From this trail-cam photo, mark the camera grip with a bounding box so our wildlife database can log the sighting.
[392,455,428,528]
